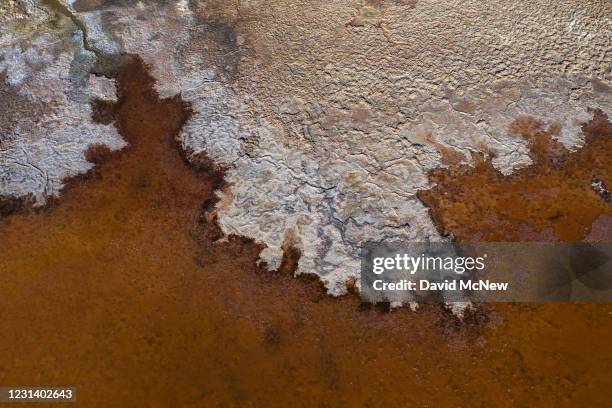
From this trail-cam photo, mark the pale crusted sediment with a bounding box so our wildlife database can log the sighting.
[0,0,124,204]
[1,0,611,301]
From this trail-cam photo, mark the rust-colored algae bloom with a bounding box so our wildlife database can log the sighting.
[1,57,612,406]
[418,111,612,242]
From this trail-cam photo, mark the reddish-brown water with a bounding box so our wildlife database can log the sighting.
[1,57,611,407]
[418,113,612,242]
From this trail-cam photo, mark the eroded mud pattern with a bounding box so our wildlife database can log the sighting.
[1,56,612,407]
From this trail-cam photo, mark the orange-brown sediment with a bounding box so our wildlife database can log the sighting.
[418,111,612,242]
[1,58,612,406]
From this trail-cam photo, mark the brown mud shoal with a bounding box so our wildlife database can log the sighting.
[1,58,612,406]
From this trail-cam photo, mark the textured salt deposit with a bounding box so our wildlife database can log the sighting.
[1,0,610,297]
[0,1,124,204]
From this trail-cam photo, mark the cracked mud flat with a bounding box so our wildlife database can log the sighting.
[1,0,612,406]
[2,0,611,294]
